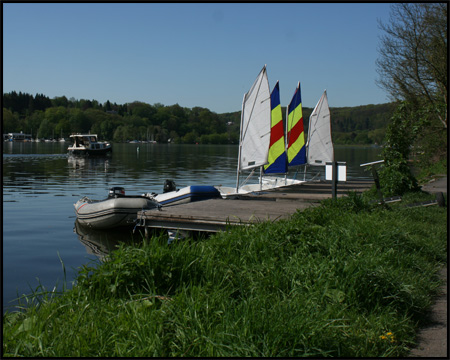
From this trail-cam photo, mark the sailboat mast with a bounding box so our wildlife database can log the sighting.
[305,88,318,163]
[304,93,311,181]
[285,93,289,157]
[236,93,246,193]
[259,166,263,190]
[284,95,290,185]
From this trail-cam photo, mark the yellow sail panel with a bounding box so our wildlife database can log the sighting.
[286,82,306,167]
[264,81,287,174]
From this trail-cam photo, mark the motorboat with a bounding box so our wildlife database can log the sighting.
[68,134,112,155]
[75,181,222,230]
[75,187,160,229]
[149,180,222,206]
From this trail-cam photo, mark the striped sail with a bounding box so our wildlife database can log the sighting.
[286,82,306,167]
[264,81,287,174]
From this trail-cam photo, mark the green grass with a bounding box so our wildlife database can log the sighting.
[414,158,447,183]
[3,191,447,357]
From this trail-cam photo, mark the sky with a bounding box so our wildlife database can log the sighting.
[3,3,394,113]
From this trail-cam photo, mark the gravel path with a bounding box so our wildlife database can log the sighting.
[419,175,447,195]
[408,175,447,357]
[408,267,447,357]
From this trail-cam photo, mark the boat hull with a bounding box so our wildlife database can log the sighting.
[153,185,221,206]
[68,134,112,156]
[75,196,159,229]
[215,177,305,198]
[68,146,112,156]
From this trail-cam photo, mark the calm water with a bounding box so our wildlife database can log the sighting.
[3,142,381,312]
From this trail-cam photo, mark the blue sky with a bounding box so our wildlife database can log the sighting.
[3,3,393,113]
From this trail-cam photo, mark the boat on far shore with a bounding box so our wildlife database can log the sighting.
[68,134,112,155]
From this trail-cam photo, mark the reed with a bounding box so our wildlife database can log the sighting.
[3,192,447,357]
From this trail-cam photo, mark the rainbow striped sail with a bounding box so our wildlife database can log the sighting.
[264,81,287,174]
[286,82,306,167]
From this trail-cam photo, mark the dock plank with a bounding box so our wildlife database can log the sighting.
[136,180,374,233]
[230,180,374,200]
[138,198,318,232]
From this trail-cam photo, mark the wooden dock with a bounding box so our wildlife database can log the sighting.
[136,180,374,234]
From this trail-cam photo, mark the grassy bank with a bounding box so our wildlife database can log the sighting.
[3,192,447,357]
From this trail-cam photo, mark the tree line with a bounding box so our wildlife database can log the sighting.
[3,90,396,145]
[3,92,235,144]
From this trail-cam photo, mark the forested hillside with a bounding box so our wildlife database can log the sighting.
[3,91,395,145]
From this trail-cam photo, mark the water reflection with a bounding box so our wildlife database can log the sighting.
[67,155,111,181]
[67,155,110,170]
[74,220,143,260]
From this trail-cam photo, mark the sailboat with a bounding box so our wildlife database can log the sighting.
[215,66,334,197]
[264,81,287,174]
[215,65,273,196]
[259,81,309,188]
[277,86,334,181]
[305,90,334,166]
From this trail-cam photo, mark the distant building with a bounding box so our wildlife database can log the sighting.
[6,132,32,141]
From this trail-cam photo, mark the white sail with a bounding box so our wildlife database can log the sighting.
[306,90,334,165]
[238,65,271,171]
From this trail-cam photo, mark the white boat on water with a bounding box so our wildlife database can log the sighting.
[148,180,221,206]
[215,65,335,197]
[68,134,112,155]
[75,181,222,230]
[75,187,160,229]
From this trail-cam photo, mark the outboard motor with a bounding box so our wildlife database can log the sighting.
[109,187,125,198]
[163,179,176,193]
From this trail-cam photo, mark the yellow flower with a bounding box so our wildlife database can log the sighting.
[380,332,396,342]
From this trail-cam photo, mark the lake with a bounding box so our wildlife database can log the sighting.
[2,142,382,313]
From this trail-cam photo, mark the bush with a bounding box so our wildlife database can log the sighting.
[378,160,419,197]
[378,102,421,196]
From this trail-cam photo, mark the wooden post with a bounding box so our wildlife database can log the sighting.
[436,192,446,207]
[332,161,337,200]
